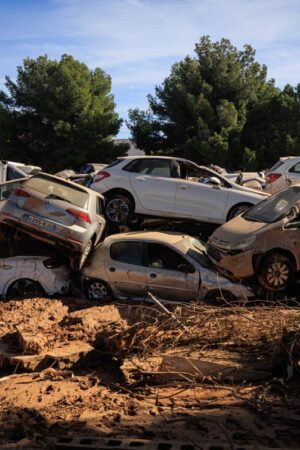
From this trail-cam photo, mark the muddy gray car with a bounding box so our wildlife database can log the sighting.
[0,173,106,269]
[82,231,254,302]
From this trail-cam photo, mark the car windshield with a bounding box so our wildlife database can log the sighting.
[243,187,300,223]
[185,237,210,267]
[24,175,89,208]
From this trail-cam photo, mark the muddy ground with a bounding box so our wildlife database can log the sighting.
[0,296,300,450]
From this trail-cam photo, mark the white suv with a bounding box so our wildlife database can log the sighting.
[265,156,300,194]
[90,156,267,225]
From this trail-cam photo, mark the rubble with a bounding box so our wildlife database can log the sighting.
[0,297,300,448]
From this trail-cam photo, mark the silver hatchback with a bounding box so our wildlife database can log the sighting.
[82,231,254,302]
[0,173,106,269]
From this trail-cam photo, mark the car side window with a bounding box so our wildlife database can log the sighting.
[289,162,300,173]
[110,242,145,266]
[124,159,171,177]
[147,243,195,273]
[178,162,203,179]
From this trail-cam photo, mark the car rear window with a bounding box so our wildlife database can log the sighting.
[24,175,88,209]
[267,160,284,172]
[243,186,300,223]
[106,160,123,169]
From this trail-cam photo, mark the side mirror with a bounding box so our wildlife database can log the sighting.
[209,177,221,188]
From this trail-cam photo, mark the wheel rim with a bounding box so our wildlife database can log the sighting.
[266,261,290,288]
[106,198,129,223]
[88,282,108,300]
[9,279,41,298]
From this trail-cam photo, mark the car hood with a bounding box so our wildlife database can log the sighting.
[209,215,269,247]
[231,183,269,197]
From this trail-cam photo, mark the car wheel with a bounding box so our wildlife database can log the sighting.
[105,194,133,225]
[85,279,112,302]
[227,203,252,221]
[7,279,44,299]
[204,289,236,305]
[258,253,294,292]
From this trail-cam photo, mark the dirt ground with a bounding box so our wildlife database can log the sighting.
[0,296,300,450]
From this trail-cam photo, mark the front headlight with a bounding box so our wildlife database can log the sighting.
[233,235,256,251]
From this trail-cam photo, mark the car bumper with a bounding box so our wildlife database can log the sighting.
[206,243,255,279]
[1,214,89,255]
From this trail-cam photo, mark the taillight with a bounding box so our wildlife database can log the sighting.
[94,171,111,183]
[67,208,91,223]
[43,257,63,269]
[266,173,282,184]
[14,187,30,197]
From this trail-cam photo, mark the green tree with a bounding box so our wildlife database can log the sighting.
[0,55,127,171]
[242,84,300,169]
[128,36,274,169]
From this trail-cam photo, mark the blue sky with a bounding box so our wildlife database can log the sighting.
[0,0,300,138]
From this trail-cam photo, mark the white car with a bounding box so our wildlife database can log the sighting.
[0,242,73,299]
[90,156,267,225]
[265,156,300,194]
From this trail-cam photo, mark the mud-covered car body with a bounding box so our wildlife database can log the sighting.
[0,173,106,268]
[0,251,72,298]
[207,186,300,291]
[83,231,254,302]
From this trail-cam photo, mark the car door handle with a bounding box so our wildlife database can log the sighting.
[179,185,188,190]
[109,267,116,272]
[286,179,292,186]
[150,273,157,278]
[136,176,146,182]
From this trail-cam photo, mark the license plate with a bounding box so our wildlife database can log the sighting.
[26,215,55,230]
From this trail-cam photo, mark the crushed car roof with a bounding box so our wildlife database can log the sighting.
[105,231,191,245]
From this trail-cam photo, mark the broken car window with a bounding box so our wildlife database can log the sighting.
[110,241,145,266]
[243,187,300,223]
[147,243,194,273]
[24,175,88,209]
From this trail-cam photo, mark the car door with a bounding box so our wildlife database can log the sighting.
[145,243,199,301]
[127,159,177,212]
[105,241,147,297]
[286,161,300,187]
[174,165,229,222]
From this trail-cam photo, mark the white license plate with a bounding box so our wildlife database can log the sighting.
[26,215,53,229]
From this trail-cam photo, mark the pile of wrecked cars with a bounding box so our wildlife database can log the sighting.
[0,155,299,302]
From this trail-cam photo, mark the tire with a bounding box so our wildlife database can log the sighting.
[258,253,294,292]
[227,203,252,221]
[105,194,134,225]
[6,279,44,299]
[85,279,112,302]
[204,289,236,305]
